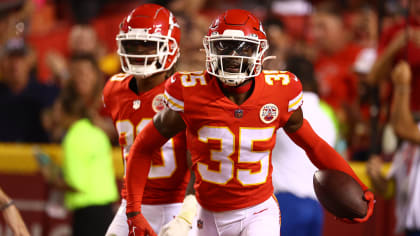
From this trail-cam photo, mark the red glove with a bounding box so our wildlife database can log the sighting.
[127,213,157,236]
[337,190,375,224]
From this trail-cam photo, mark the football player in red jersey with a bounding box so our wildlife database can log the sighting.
[125,9,375,236]
[102,4,190,236]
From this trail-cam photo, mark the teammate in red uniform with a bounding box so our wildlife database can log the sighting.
[125,9,375,236]
[102,4,190,235]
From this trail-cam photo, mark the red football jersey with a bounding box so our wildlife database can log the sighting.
[103,73,190,204]
[164,70,303,211]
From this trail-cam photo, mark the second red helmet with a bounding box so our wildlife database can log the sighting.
[117,4,181,77]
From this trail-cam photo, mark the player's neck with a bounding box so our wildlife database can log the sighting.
[219,79,254,106]
[134,73,166,94]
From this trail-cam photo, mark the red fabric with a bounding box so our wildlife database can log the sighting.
[314,43,362,109]
[125,121,169,213]
[165,70,303,212]
[103,73,190,204]
[377,17,420,112]
[286,119,368,191]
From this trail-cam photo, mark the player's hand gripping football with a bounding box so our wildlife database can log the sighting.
[127,212,157,236]
[339,190,375,224]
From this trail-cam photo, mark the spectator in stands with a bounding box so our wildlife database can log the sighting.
[263,17,290,70]
[310,1,363,159]
[46,24,116,84]
[0,37,59,142]
[43,53,116,142]
[367,61,420,236]
[47,83,118,236]
[272,55,337,236]
[350,6,379,160]
[310,1,362,110]
[67,53,103,111]
[171,0,209,71]
[368,0,420,113]
[0,0,33,46]
[68,53,116,140]
[0,186,30,236]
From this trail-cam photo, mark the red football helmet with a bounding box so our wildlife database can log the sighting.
[117,4,180,77]
[203,9,268,86]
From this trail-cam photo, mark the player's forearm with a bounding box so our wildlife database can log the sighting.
[367,51,394,85]
[367,34,405,85]
[391,85,420,144]
[367,32,407,85]
[287,119,368,191]
[126,121,169,214]
[0,188,11,205]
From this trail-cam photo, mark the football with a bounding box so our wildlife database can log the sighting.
[313,169,367,219]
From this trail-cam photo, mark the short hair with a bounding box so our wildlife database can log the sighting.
[69,52,99,68]
[68,52,104,102]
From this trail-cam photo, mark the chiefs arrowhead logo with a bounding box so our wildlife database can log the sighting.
[259,103,278,124]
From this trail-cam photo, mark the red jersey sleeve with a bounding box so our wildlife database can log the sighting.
[280,71,303,124]
[164,72,185,112]
[102,80,113,117]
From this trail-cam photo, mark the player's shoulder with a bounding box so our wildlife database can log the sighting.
[260,70,303,112]
[166,70,209,88]
[108,73,132,83]
[165,70,209,94]
[104,73,132,95]
[261,70,301,88]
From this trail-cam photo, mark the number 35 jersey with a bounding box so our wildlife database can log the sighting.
[164,70,303,211]
[103,73,190,204]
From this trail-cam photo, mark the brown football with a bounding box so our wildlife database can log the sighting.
[313,169,367,219]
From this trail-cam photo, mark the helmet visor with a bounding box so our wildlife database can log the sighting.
[121,40,160,55]
[121,40,163,65]
[210,40,258,57]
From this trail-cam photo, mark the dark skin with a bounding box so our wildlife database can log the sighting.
[135,72,166,93]
[127,80,304,218]
[124,41,167,93]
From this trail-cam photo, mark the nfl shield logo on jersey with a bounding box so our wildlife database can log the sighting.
[260,103,278,124]
[132,100,141,110]
[152,94,166,112]
[197,219,204,229]
[234,109,243,118]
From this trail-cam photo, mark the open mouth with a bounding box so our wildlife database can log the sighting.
[225,66,240,73]
[223,60,242,73]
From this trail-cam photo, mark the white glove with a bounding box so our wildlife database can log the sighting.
[159,216,191,236]
[158,195,197,236]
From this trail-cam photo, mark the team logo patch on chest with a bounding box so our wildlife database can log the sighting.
[152,94,166,112]
[260,103,278,124]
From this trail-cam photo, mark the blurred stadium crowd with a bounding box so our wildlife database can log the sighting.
[0,0,419,235]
